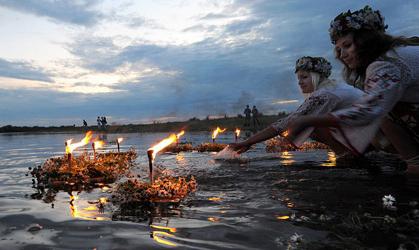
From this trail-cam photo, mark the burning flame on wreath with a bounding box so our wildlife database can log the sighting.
[66,131,93,154]
[148,133,178,160]
[93,140,105,150]
[235,128,240,137]
[176,130,185,140]
[212,127,226,140]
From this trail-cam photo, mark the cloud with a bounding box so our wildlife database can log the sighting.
[3,0,419,126]
[0,0,102,26]
[0,58,53,82]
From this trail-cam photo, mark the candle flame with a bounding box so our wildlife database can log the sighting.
[93,140,105,150]
[66,131,93,154]
[235,128,241,137]
[176,130,185,139]
[117,137,123,144]
[212,127,226,140]
[148,133,177,160]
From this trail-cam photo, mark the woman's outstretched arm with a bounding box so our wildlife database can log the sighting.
[229,126,278,153]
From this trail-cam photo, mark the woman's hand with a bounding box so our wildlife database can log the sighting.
[229,141,252,154]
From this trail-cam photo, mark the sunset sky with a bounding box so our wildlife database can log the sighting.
[1,0,418,126]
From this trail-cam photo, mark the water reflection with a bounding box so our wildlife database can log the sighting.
[320,151,337,167]
[151,231,177,246]
[175,152,187,167]
[150,221,178,246]
[4,132,405,249]
[69,193,110,221]
[279,151,295,165]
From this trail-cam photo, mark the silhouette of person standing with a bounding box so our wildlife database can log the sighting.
[83,120,87,127]
[243,105,251,127]
[252,105,260,129]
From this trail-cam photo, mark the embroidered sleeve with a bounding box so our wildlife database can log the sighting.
[271,91,339,133]
[331,61,408,126]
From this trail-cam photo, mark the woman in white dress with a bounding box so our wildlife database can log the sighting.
[230,56,364,155]
[286,6,419,170]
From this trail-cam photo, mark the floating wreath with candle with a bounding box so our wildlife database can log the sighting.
[110,175,197,207]
[30,131,137,191]
[265,137,329,153]
[31,148,138,190]
[195,142,227,152]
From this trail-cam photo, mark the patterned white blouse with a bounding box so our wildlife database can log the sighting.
[271,84,364,147]
[331,46,419,154]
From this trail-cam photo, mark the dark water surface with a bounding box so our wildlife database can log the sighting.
[0,132,418,249]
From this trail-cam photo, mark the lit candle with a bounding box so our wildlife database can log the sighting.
[117,138,123,153]
[147,149,154,183]
[92,142,96,160]
[234,128,241,142]
[65,141,72,169]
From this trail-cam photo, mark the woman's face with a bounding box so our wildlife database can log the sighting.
[297,70,314,93]
[335,33,359,69]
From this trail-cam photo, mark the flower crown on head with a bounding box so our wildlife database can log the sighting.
[295,56,332,78]
[329,5,388,44]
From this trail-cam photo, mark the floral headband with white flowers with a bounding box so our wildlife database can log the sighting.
[329,5,388,44]
[295,56,332,78]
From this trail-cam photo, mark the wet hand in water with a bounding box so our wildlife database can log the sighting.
[228,142,251,154]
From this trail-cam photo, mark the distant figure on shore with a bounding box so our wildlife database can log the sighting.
[252,105,260,129]
[83,120,87,127]
[97,116,101,128]
[101,116,108,128]
[243,105,251,127]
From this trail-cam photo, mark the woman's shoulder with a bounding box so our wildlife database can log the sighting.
[367,46,417,82]
[366,59,401,79]
[316,83,363,98]
[309,87,339,100]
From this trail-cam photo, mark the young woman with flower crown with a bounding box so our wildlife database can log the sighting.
[286,6,419,172]
[230,56,364,155]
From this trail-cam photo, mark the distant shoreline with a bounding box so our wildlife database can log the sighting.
[0,115,285,134]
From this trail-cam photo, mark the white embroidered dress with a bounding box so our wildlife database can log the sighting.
[271,83,364,147]
[331,46,419,154]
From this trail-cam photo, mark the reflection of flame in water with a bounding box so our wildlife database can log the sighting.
[175,153,187,167]
[150,225,177,233]
[277,215,290,220]
[208,197,222,201]
[150,225,177,246]
[320,151,337,167]
[208,217,220,222]
[212,127,226,140]
[66,131,93,154]
[280,151,295,165]
[69,194,110,221]
[152,231,177,246]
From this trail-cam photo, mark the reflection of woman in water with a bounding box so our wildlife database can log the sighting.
[230,56,364,155]
[285,6,419,172]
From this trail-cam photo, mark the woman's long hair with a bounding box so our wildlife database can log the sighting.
[336,30,419,88]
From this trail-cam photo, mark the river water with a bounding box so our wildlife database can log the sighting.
[0,132,418,249]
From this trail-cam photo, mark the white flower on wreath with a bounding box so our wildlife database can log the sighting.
[289,233,303,243]
[382,194,396,208]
